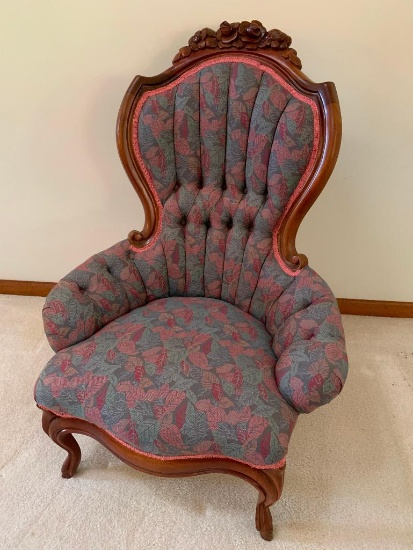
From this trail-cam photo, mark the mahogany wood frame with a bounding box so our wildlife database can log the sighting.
[41,409,284,541]
[36,21,343,542]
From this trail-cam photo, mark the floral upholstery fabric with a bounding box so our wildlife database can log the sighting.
[42,240,146,352]
[269,269,347,413]
[134,58,318,307]
[41,238,347,418]
[37,56,348,468]
[36,297,298,467]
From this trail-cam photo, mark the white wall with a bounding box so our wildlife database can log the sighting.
[1,0,412,300]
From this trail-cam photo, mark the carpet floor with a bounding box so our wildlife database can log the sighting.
[0,295,412,550]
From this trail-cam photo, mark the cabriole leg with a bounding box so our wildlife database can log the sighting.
[42,410,81,478]
[254,468,285,541]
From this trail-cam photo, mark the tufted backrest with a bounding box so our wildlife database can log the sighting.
[127,56,321,318]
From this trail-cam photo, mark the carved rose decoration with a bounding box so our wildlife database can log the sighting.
[238,20,266,44]
[173,20,301,68]
[188,28,218,51]
[216,21,238,45]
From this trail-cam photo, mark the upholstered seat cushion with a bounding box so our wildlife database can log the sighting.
[35,297,298,468]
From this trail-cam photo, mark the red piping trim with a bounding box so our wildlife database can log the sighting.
[131,56,321,276]
[38,404,286,470]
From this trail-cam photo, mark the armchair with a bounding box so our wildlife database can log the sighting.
[35,20,348,541]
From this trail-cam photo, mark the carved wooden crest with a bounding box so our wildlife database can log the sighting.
[173,20,302,69]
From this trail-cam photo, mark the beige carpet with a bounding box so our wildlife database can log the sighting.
[0,295,412,550]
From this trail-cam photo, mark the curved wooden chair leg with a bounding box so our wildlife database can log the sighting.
[254,468,285,541]
[39,410,285,539]
[42,410,81,478]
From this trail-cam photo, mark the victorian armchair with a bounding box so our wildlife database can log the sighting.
[34,20,348,541]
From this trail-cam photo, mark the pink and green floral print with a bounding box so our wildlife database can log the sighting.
[37,57,348,468]
[269,268,347,413]
[36,297,298,468]
[133,58,319,306]
[42,240,150,352]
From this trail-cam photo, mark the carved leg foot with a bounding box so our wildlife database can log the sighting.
[42,410,81,478]
[255,498,274,541]
[253,467,285,541]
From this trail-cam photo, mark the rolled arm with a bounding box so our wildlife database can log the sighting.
[43,240,148,352]
[269,268,348,414]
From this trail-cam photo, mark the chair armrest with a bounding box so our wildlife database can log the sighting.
[271,268,348,414]
[43,240,147,352]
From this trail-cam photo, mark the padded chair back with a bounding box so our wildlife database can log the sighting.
[117,22,341,318]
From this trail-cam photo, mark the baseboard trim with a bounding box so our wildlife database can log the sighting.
[0,280,55,297]
[0,280,412,318]
[336,298,413,318]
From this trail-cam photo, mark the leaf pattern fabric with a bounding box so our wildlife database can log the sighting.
[36,297,297,467]
[135,59,318,307]
[37,57,348,467]
[269,268,348,413]
[42,240,149,352]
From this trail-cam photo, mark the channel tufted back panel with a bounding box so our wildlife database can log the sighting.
[131,57,320,320]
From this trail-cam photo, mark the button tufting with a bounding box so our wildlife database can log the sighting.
[205,219,211,230]
[174,183,180,191]
[243,187,248,195]
[198,179,203,189]
[221,180,227,191]
[226,218,233,230]
[180,216,187,226]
